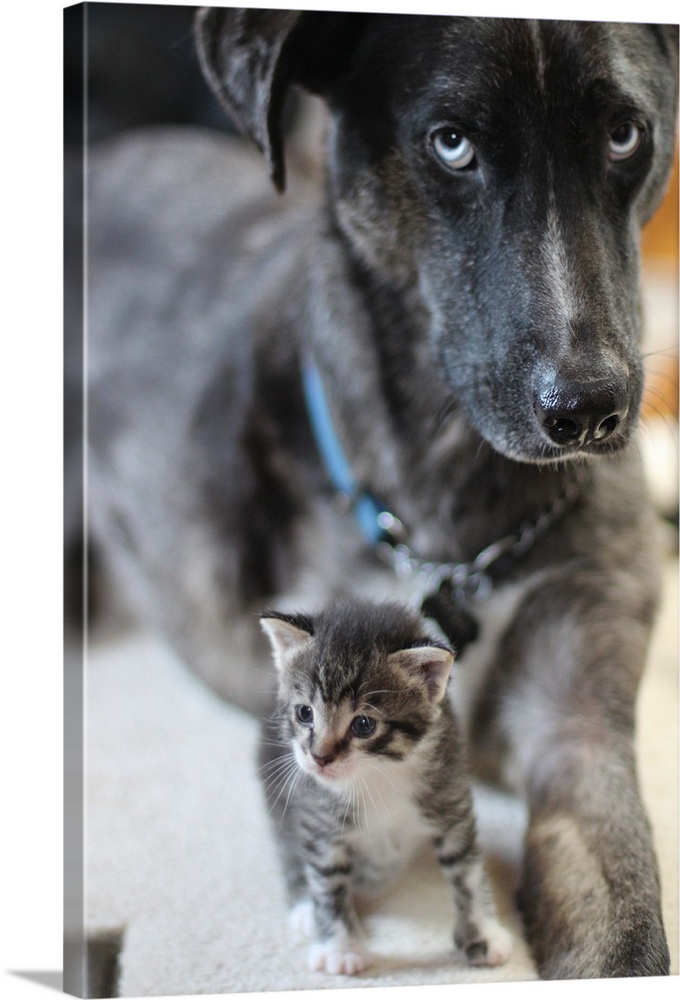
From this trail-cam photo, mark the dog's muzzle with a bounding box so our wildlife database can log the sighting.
[533,367,631,450]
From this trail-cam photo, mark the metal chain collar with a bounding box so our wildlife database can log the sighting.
[303,355,584,618]
[373,468,584,611]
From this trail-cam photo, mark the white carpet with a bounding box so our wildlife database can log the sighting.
[83,561,678,996]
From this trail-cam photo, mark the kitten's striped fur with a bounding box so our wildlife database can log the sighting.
[259,599,511,975]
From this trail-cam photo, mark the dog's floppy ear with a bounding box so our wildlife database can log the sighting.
[195,7,300,192]
[195,7,370,192]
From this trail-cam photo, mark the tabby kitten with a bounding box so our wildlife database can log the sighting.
[258,599,512,976]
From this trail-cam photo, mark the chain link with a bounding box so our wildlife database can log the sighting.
[375,469,583,610]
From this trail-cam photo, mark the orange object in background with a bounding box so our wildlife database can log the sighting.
[642,147,679,269]
[641,146,678,424]
[642,352,678,422]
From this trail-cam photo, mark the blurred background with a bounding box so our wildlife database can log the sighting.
[64,4,324,630]
[640,149,679,535]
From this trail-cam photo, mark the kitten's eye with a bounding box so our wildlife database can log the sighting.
[295,705,313,725]
[350,715,376,738]
[608,121,643,162]
[431,128,476,170]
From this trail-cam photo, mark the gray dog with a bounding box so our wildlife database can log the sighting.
[83,9,678,979]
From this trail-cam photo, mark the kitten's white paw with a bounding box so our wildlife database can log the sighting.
[481,919,513,966]
[288,900,315,941]
[463,919,513,967]
[308,940,373,975]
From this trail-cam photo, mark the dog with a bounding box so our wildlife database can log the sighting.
[82,8,678,979]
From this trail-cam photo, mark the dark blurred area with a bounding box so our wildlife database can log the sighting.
[64,4,323,636]
[64,2,230,148]
[63,0,320,642]
[63,2,240,633]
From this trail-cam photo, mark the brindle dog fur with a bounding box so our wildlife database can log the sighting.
[84,9,678,979]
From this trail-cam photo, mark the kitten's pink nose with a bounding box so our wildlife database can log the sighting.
[312,751,336,767]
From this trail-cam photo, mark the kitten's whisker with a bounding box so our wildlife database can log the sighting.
[362,701,386,718]
[261,768,299,806]
[358,689,401,699]
[274,764,305,818]
[258,753,297,778]
[261,766,298,795]
[355,777,370,840]
[259,736,294,750]
[366,759,398,793]
[258,748,295,767]
[356,771,382,832]
[280,768,304,820]
[361,761,398,827]
[265,757,302,813]
[339,788,354,838]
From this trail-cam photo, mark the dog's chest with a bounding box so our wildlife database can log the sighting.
[448,575,541,735]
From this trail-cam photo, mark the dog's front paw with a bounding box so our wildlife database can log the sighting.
[459,919,513,967]
[308,940,373,975]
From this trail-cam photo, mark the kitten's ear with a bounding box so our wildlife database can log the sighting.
[260,612,313,671]
[389,645,455,703]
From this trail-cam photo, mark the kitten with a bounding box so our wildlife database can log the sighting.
[258,599,512,976]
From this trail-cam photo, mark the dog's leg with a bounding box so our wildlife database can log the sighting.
[499,584,670,978]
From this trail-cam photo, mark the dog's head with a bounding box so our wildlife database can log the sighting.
[197,10,678,464]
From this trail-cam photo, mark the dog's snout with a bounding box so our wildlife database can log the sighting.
[534,373,629,449]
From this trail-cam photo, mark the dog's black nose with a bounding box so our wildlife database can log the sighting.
[535,375,629,448]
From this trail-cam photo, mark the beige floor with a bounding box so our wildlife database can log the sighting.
[82,558,678,995]
[637,559,679,975]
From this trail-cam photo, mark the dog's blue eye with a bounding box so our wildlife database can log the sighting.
[350,715,376,737]
[296,705,313,725]
[431,129,475,170]
[608,122,643,162]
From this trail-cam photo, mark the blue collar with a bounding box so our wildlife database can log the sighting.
[301,357,482,654]
[301,359,390,546]
[300,356,583,654]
